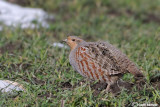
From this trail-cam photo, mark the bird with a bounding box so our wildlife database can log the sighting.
[63,36,144,92]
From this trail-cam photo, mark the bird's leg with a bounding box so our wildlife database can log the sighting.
[106,76,118,92]
[106,83,111,92]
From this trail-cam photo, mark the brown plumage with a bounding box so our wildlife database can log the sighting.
[63,36,144,92]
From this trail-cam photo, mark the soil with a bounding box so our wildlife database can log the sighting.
[7,0,30,6]
[0,41,23,54]
[150,75,160,90]
[108,9,160,24]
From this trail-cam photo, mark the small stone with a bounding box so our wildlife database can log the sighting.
[0,80,25,96]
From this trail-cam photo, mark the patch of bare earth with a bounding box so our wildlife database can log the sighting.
[7,0,30,6]
[0,63,32,73]
[150,75,160,90]
[91,82,107,96]
[0,41,23,54]
[107,9,160,24]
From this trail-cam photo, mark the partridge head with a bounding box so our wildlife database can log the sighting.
[63,36,144,92]
[63,36,84,50]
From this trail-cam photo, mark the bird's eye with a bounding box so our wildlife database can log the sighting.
[72,39,75,41]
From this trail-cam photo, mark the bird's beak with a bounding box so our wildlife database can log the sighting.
[61,39,67,43]
[63,39,67,42]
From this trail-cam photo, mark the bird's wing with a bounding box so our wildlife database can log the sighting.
[98,41,143,77]
[75,42,126,76]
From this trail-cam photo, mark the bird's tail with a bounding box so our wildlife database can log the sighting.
[127,63,146,88]
[127,63,144,78]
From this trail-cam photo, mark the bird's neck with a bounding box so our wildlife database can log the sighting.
[69,43,77,51]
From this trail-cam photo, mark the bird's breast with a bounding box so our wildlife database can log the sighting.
[69,49,85,77]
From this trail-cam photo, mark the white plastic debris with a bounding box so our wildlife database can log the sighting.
[52,43,68,48]
[0,80,24,94]
[0,0,54,29]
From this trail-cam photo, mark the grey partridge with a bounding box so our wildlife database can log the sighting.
[63,36,144,92]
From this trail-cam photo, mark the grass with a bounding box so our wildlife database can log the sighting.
[0,0,160,106]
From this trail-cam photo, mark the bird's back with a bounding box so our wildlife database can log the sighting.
[69,41,143,82]
[99,41,143,77]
